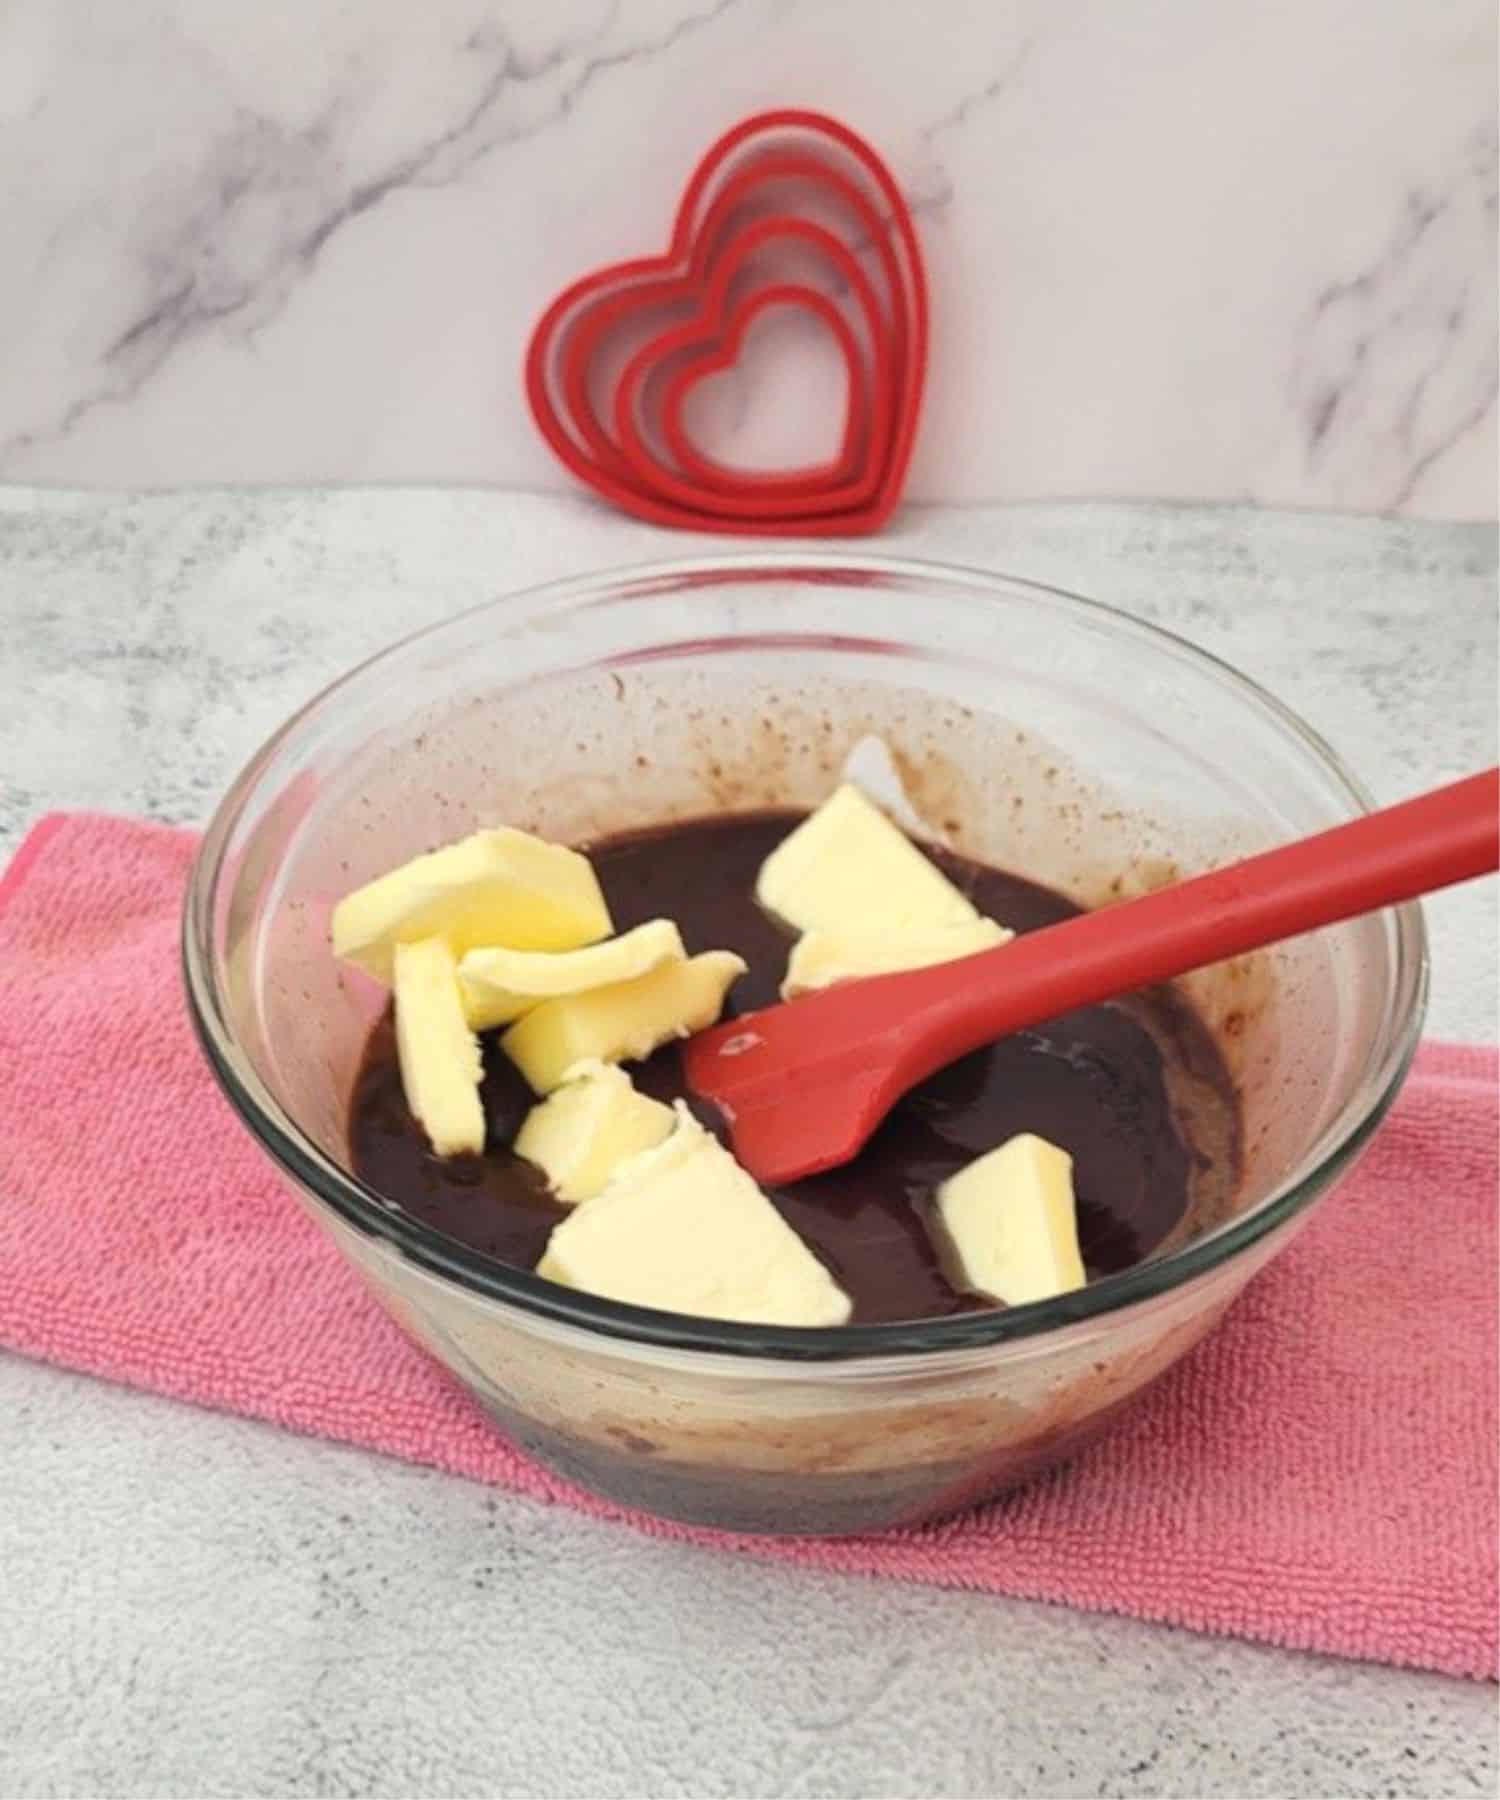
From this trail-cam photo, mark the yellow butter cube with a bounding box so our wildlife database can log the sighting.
[514,1061,674,1204]
[538,1110,851,1326]
[332,827,611,983]
[458,919,685,1030]
[782,918,1011,998]
[934,1133,1086,1306]
[756,784,981,937]
[392,937,485,1158]
[501,950,746,1094]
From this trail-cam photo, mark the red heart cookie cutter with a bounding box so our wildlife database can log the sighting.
[524,110,928,536]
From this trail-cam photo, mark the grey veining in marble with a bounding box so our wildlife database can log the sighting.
[0,490,1495,1799]
[0,0,1494,516]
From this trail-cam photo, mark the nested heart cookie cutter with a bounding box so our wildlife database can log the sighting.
[524,110,928,535]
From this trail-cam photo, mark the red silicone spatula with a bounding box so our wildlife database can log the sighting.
[683,768,1499,1185]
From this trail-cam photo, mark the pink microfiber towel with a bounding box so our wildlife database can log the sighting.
[1,813,1495,1680]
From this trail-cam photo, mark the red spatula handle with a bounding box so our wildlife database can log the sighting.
[884,767,1499,1090]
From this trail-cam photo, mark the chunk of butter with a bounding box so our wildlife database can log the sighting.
[332,827,612,984]
[392,937,485,1157]
[514,1060,674,1204]
[458,919,686,1030]
[782,918,1012,998]
[537,1109,852,1326]
[756,784,981,936]
[501,950,746,1094]
[934,1133,1086,1307]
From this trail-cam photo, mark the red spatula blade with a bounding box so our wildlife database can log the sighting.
[718,1063,899,1184]
[684,954,1000,1184]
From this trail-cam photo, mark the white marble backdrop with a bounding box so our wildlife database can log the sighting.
[0,0,1493,517]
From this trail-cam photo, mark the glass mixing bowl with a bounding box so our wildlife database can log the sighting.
[183,554,1425,1535]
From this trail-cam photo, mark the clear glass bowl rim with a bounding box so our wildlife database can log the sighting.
[182,549,1428,1364]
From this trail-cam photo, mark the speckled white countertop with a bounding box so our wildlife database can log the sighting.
[0,491,1495,1799]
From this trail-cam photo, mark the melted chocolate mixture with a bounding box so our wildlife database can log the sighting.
[349,813,1241,1323]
